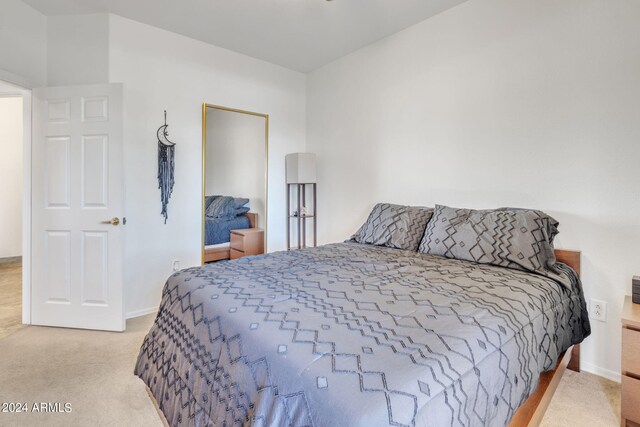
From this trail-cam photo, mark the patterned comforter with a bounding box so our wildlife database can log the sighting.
[135,242,590,427]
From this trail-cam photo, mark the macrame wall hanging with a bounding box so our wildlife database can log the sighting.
[157,110,176,224]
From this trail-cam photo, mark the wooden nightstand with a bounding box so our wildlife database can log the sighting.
[622,296,640,426]
[230,228,265,260]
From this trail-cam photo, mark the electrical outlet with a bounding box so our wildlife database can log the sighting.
[589,298,607,322]
[171,259,180,272]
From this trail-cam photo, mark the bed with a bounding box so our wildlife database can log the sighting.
[203,213,257,263]
[205,216,251,246]
[135,232,589,426]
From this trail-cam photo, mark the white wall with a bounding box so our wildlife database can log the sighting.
[307,0,640,381]
[0,96,23,258]
[47,14,109,86]
[108,15,306,316]
[0,0,47,87]
[206,108,267,230]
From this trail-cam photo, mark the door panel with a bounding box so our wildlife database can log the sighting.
[32,83,124,331]
[81,96,108,122]
[81,134,108,208]
[45,136,71,207]
[45,231,71,303]
[81,231,108,306]
[46,99,70,123]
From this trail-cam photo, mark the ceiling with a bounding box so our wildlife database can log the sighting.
[22,0,468,72]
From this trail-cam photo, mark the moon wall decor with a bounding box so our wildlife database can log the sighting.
[157,110,176,223]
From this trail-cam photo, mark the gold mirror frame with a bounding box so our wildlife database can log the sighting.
[201,103,269,264]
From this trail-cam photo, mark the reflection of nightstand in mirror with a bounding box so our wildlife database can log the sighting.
[621,296,640,426]
[230,228,264,260]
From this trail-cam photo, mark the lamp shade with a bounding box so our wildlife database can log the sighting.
[286,153,316,184]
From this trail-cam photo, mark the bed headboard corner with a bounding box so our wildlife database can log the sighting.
[554,249,581,276]
[245,212,257,228]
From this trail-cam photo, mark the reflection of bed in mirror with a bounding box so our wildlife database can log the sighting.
[203,212,257,262]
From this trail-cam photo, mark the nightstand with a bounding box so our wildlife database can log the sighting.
[230,228,265,260]
[621,296,640,426]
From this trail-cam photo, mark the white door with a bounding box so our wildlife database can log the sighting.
[31,83,124,331]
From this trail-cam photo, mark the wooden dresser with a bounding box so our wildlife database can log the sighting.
[230,228,265,260]
[622,295,640,426]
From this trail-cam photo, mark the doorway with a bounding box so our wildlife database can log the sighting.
[0,80,125,333]
[0,84,27,338]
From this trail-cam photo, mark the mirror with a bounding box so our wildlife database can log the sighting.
[202,104,268,264]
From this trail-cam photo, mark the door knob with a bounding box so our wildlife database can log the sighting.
[101,217,120,226]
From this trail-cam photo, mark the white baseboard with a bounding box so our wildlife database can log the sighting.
[125,306,159,319]
[581,361,621,383]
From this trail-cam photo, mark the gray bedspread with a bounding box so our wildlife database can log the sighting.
[135,242,590,427]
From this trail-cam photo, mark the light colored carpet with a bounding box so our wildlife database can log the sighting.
[0,261,24,339]
[540,369,620,427]
[0,262,621,426]
[0,315,162,427]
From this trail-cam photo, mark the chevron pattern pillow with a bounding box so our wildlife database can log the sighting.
[352,203,433,251]
[418,205,571,287]
[206,196,237,219]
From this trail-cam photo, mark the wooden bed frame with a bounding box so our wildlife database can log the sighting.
[508,249,582,427]
[203,213,258,263]
[150,247,583,426]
